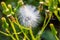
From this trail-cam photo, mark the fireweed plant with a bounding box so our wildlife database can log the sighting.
[0,0,60,40]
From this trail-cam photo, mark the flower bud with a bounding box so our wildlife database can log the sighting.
[1,2,7,10]
[50,23,57,35]
[8,4,14,15]
[8,4,12,11]
[14,0,24,12]
[1,2,10,16]
[45,10,50,19]
[18,0,24,5]
[1,17,9,29]
[38,2,44,12]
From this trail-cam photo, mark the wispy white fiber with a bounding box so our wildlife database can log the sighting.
[18,5,41,27]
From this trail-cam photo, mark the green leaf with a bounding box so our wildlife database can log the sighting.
[42,30,56,40]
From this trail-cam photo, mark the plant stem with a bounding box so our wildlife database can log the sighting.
[29,27,35,40]
[12,32,22,35]
[6,29,16,40]
[23,36,26,40]
[0,31,9,36]
[16,22,30,40]
[10,35,16,40]
[55,35,59,40]
[54,10,60,21]
[36,12,52,40]
[15,17,30,40]
[8,19,19,40]
[0,30,16,40]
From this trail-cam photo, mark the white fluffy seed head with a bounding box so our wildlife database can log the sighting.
[17,5,41,27]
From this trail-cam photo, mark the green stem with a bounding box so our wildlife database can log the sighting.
[29,27,35,40]
[36,12,52,40]
[8,19,19,40]
[15,17,30,40]
[43,13,48,27]
[23,36,26,40]
[12,32,22,35]
[0,31,9,36]
[16,22,30,40]
[6,29,16,40]
[0,30,16,40]
[9,34,16,40]
[55,35,59,40]
[54,10,60,21]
